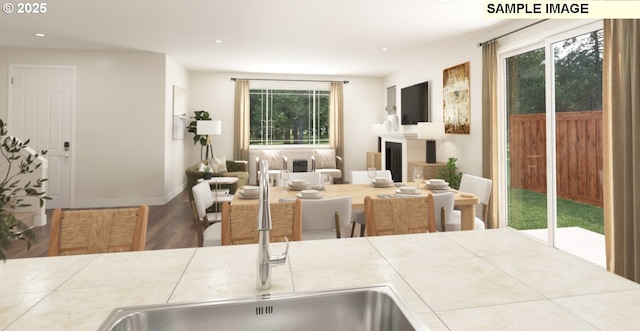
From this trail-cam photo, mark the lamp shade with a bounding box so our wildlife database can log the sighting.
[197,120,222,135]
[416,122,444,140]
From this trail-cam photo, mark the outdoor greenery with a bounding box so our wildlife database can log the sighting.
[506,29,603,115]
[0,119,49,261]
[508,187,604,235]
[249,89,329,145]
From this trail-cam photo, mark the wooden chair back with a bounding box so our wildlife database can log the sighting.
[364,195,435,236]
[220,200,302,245]
[48,205,148,256]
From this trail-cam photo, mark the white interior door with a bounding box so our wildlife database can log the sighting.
[9,65,74,209]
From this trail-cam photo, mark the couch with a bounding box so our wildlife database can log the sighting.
[185,160,249,202]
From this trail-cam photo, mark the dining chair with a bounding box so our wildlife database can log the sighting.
[191,181,222,223]
[255,150,288,184]
[364,195,436,236]
[276,171,322,187]
[220,200,302,245]
[448,174,491,231]
[349,169,393,237]
[48,205,148,256]
[300,196,352,240]
[311,149,343,184]
[431,192,455,232]
[191,181,223,246]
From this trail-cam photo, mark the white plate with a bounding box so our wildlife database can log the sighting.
[395,189,420,195]
[373,181,394,188]
[288,184,309,191]
[426,184,450,190]
[296,193,323,199]
[238,193,258,199]
[426,180,448,186]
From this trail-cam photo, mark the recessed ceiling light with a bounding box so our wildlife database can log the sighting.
[382,47,390,51]
[35,33,45,37]
[213,39,223,44]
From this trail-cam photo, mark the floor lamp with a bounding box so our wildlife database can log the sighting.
[417,122,444,163]
[196,120,221,161]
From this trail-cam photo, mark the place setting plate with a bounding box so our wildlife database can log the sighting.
[287,184,310,191]
[372,181,395,188]
[237,189,258,199]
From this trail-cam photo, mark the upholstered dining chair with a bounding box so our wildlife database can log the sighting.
[255,150,288,184]
[349,170,393,237]
[364,195,436,236]
[48,205,148,256]
[220,200,302,245]
[448,174,492,231]
[311,149,343,184]
[431,192,455,232]
[191,181,222,246]
[300,196,352,240]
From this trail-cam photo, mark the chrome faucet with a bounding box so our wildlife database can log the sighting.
[256,159,289,290]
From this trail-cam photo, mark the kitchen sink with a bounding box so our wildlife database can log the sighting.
[98,285,427,331]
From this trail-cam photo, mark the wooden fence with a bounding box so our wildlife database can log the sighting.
[509,110,603,207]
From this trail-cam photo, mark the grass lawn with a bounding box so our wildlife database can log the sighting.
[508,187,604,235]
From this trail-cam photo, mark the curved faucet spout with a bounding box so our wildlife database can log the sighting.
[256,159,288,290]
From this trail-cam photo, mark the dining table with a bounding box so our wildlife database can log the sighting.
[231,183,481,230]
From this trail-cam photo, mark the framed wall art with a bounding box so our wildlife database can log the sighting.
[442,62,470,134]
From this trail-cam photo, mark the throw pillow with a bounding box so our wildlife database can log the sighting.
[259,150,283,170]
[313,149,336,169]
[210,155,228,173]
[197,161,209,172]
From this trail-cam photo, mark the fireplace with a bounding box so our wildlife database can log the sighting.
[385,142,402,182]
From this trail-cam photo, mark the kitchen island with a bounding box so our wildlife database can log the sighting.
[1,228,639,330]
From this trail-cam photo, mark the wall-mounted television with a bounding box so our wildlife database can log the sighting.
[400,81,429,125]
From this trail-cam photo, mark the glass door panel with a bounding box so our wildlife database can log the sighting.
[505,47,548,241]
[551,29,605,265]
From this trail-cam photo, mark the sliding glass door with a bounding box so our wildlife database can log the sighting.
[501,22,604,262]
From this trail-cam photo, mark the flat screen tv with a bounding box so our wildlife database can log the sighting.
[400,81,429,125]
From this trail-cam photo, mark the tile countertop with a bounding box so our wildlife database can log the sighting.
[2,228,640,331]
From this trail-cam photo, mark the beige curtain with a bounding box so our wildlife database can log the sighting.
[233,79,250,161]
[481,41,499,229]
[603,19,640,282]
[329,82,345,174]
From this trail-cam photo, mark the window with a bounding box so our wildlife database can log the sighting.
[249,89,330,145]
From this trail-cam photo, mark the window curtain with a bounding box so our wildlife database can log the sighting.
[329,82,345,175]
[233,79,250,161]
[603,19,640,282]
[482,40,499,229]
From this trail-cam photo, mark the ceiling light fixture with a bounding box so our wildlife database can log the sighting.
[35,33,45,37]
[213,39,223,44]
[381,47,390,51]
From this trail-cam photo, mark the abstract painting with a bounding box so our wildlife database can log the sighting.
[443,62,470,134]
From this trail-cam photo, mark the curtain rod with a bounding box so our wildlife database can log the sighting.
[230,77,349,84]
[477,19,548,47]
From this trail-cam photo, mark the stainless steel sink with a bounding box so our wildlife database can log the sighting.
[98,285,427,331]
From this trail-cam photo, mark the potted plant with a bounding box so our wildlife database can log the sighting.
[0,119,49,261]
[202,164,213,180]
[186,110,211,147]
[437,157,462,190]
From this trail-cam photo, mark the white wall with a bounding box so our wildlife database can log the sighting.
[0,48,169,208]
[188,72,383,183]
[164,55,190,201]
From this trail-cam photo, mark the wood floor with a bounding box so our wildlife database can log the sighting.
[3,189,199,259]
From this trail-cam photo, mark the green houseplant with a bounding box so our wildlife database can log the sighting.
[186,110,212,146]
[437,157,462,190]
[0,119,50,261]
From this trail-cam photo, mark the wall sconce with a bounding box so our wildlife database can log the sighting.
[417,122,444,163]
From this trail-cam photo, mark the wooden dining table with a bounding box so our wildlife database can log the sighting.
[231,183,481,230]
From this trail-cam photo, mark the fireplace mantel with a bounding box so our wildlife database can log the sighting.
[377,131,425,182]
